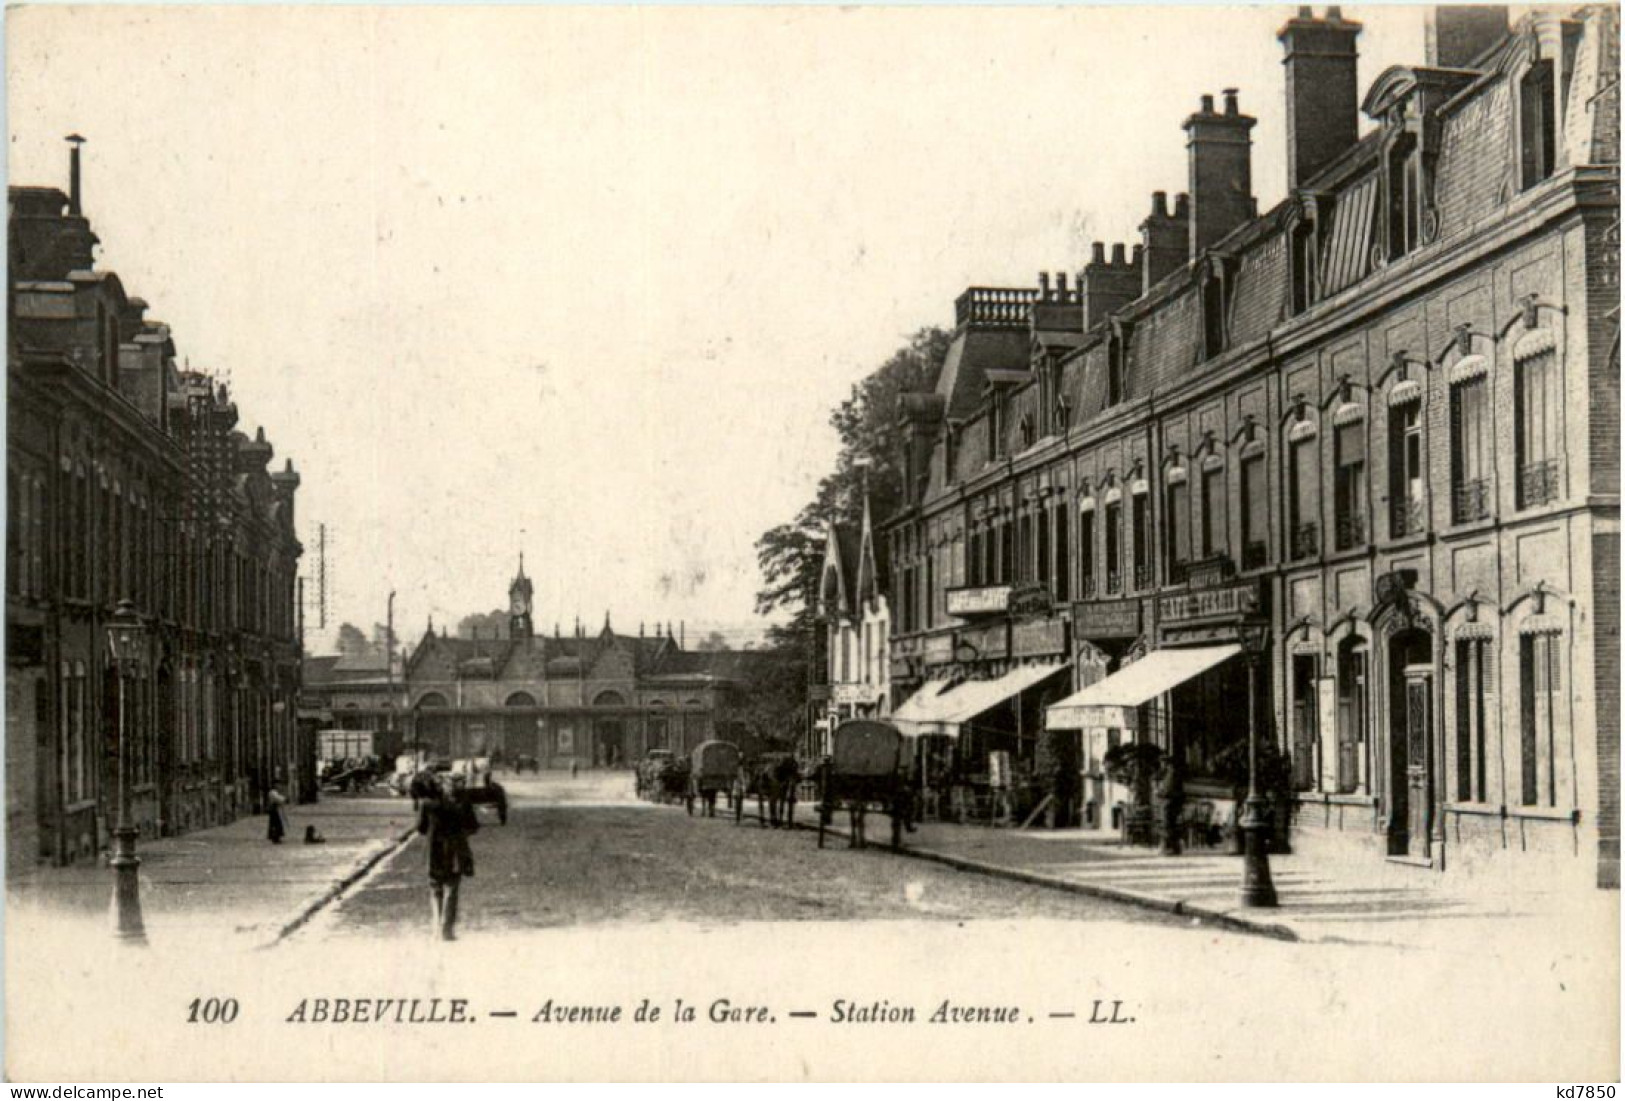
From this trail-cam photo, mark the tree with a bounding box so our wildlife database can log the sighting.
[335,622,369,658]
[749,326,952,742]
[693,630,730,652]
[457,609,510,640]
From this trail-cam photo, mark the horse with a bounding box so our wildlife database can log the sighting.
[752,753,801,829]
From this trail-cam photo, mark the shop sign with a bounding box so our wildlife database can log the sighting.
[831,683,876,706]
[888,657,914,681]
[1012,618,1066,658]
[1073,599,1142,639]
[1159,581,1261,623]
[946,585,1011,617]
[922,634,954,665]
[808,684,831,703]
[956,623,1009,661]
[1008,583,1054,616]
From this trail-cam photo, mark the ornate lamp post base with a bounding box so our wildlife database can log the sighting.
[109,826,148,944]
[1238,795,1278,908]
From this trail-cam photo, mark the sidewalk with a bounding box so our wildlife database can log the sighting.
[817,814,1616,949]
[6,793,418,948]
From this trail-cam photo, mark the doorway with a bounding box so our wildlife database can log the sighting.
[1387,628,1434,858]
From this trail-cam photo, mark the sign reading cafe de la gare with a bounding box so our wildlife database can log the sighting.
[946,585,1012,617]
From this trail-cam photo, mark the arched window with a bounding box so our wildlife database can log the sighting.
[1449,358,1491,523]
[504,692,536,708]
[1514,329,1561,508]
[593,691,626,708]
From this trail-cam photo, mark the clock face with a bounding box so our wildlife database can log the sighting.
[511,596,526,615]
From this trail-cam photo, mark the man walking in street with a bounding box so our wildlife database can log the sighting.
[413,772,480,941]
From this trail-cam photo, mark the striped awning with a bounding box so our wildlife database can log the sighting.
[1514,327,1558,360]
[1449,354,1490,384]
[1331,402,1366,426]
[1319,173,1379,298]
[1387,378,1423,406]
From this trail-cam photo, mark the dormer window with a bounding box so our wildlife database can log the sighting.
[1199,261,1232,360]
[1018,413,1036,450]
[1055,395,1071,432]
[988,393,1005,461]
[1386,132,1422,261]
[1107,324,1129,406]
[1519,59,1556,190]
[1289,202,1323,316]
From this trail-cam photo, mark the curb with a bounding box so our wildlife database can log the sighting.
[258,824,418,948]
[737,806,1299,942]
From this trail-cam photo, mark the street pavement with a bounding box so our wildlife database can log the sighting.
[6,793,417,949]
[303,771,1191,940]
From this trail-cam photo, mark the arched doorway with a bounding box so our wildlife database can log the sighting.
[416,692,451,757]
[504,692,537,760]
[1386,626,1434,858]
[592,691,627,767]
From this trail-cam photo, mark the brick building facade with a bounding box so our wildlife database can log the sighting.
[7,143,306,870]
[883,6,1619,885]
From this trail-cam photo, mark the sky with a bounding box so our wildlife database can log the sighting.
[7,3,1428,653]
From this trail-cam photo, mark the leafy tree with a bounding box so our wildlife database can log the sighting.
[335,622,369,657]
[693,630,730,652]
[457,609,510,640]
[749,326,951,743]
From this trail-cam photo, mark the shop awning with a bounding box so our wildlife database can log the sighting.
[1045,644,1240,730]
[900,662,1068,738]
[890,679,954,736]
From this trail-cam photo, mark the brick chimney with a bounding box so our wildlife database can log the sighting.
[1138,191,1189,293]
[1184,90,1256,257]
[1031,270,1085,332]
[1424,6,1508,69]
[1080,243,1142,328]
[1279,7,1363,191]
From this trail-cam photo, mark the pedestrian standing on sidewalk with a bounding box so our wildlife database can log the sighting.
[414,772,479,941]
[266,784,289,844]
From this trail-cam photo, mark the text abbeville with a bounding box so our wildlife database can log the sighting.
[285,998,471,1024]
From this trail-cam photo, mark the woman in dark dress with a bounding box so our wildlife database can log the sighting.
[414,773,479,941]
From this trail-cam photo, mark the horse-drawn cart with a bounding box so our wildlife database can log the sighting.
[816,720,912,850]
[734,750,800,828]
[687,740,741,817]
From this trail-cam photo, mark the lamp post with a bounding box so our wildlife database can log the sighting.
[106,598,149,943]
[1237,618,1278,908]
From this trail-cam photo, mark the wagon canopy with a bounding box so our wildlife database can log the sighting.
[691,739,742,777]
[830,720,903,777]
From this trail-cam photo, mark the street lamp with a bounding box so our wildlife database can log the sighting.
[105,598,149,943]
[1237,618,1278,908]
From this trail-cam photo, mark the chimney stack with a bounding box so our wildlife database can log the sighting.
[1184,90,1256,256]
[1080,242,1142,329]
[66,134,85,216]
[1138,191,1190,293]
[1425,6,1508,69]
[1279,8,1363,191]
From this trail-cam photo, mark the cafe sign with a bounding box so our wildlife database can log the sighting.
[1073,599,1142,639]
[946,585,1011,617]
[1159,581,1261,624]
[1012,618,1067,658]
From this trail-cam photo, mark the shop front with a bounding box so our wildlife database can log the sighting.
[1048,564,1270,844]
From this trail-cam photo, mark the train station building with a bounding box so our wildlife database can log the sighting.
[398,561,774,769]
[881,5,1619,885]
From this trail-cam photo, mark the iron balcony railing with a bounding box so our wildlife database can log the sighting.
[1518,458,1561,509]
[1167,560,1190,585]
[1241,541,1268,571]
[1291,523,1319,561]
[1334,513,1365,551]
[1390,495,1425,539]
[1453,478,1491,524]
